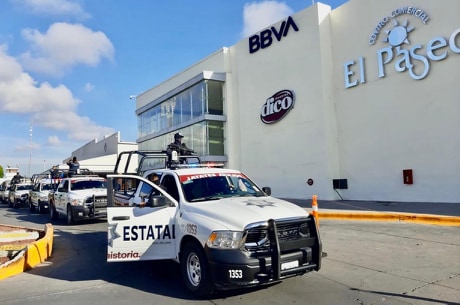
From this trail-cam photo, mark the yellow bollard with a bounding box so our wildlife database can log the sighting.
[312,194,319,226]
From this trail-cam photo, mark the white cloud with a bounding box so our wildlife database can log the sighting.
[241,1,294,38]
[19,22,115,76]
[47,135,60,146]
[84,82,94,92]
[0,44,77,113]
[14,141,40,152]
[0,45,115,142]
[12,0,91,19]
[33,110,115,141]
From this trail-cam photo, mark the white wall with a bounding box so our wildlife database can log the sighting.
[331,0,460,202]
[230,5,340,200]
[69,132,138,174]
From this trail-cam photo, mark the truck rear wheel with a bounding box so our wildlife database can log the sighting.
[180,242,213,297]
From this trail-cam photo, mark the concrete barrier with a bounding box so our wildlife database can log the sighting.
[0,223,54,280]
[314,210,460,227]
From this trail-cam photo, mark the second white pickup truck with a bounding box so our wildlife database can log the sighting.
[48,175,108,225]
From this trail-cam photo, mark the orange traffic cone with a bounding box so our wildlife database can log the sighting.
[312,194,319,226]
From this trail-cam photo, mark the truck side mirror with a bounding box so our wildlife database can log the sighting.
[262,187,271,196]
[148,194,169,208]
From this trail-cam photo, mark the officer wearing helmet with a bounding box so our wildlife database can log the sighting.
[167,132,194,156]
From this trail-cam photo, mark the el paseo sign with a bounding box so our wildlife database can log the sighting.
[344,6,460,88]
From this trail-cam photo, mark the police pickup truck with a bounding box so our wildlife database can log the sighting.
[29,178,55,213]
[8,179,33,208]
[107,151,321,296]
[48,175,108,225]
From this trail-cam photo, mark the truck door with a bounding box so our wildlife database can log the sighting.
[55,180,68,211]
[107,175,178,262]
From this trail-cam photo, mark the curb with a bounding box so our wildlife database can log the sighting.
[0,223,54,280]
[312,210,460,227]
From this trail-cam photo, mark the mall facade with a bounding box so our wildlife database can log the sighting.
[134,0,460,203]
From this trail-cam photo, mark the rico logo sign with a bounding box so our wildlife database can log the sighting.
[260,90,295,124]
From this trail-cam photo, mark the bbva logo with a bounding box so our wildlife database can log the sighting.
[249,16,299,54]
[260,90,295,124]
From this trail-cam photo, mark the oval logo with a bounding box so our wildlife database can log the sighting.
[260,90,295,124]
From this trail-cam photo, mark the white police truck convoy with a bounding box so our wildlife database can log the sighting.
[106,151,321,296]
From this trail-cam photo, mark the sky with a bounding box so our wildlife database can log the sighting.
[0,0,347,176]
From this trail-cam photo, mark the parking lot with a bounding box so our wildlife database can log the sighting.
[0,204,459,305]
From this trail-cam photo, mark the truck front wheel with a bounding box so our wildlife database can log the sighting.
[181,242,213,297]
[37,200,43,214]
[49,202,58,220]
[66,205,75,225]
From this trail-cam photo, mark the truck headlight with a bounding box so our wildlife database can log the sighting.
[206,231,244,249]
[70,198,84,206]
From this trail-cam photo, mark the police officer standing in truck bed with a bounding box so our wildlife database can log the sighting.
[167,132,194,156]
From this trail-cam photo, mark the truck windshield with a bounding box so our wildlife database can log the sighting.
[181,174,265,202]
[71,180,107,191]
[41,184,54,191]
[17,185,33,191]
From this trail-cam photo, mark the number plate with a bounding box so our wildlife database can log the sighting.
[94,200,107,207]
[95,203,106,208]
[281,260,299,270]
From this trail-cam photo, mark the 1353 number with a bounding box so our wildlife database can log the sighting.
[228,269,243,279]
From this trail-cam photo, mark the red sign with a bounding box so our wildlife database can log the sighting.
[260,90,295,124]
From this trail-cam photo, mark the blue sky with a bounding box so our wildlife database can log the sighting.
[0,0,347,176]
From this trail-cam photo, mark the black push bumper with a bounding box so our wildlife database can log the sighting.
[205,217,322,290]
[72,205,107,221]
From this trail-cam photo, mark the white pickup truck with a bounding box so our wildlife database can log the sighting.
[48,175,108,225]
[29,178,55,213]
[106,151,322,296]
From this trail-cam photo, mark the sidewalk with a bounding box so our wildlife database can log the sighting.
[283,198,460,226]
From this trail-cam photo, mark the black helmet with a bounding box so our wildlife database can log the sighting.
[174,132,184,139]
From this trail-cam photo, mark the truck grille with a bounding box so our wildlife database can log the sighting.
[86,196,108,207]
[244,218,312,254]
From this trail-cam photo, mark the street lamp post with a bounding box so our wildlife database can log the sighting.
[29,125,32,177]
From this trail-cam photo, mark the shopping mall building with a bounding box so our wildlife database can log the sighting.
[133,0,459,203]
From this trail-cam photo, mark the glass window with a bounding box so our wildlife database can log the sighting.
[208,121,224,155]
[137,78,225,157]
[207,80,223,115]
[138,79,223,138]
[139,120,224,157]
[190,82,205,118]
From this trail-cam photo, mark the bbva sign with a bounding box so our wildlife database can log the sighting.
[249,16,299,54]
